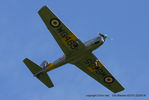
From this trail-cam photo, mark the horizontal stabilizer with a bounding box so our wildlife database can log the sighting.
[23,58,54,88]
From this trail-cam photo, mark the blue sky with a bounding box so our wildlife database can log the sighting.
[0,0,149,100]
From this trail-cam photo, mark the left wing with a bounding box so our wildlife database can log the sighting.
[72,53,124,93]
[38,6,86,56]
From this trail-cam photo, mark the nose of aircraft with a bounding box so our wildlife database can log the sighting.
[103,34,107,39]
[98,33,107,40]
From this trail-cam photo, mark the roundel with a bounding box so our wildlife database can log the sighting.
[50,18,61,28]
[104,76,114,84]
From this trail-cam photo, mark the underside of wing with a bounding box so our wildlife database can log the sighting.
[72,53,124,93]
[38,6,86,56]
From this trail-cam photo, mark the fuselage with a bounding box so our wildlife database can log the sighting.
[84,35,105,51]
[47,35,106,71]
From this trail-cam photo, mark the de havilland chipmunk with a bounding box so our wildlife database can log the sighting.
[23,6,124,93]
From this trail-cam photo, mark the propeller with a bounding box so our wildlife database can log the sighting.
[98,32,113,40]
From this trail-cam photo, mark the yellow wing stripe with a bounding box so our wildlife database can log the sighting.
[61,34,78,45]
[87,64,96,72]
[87,60,104,72]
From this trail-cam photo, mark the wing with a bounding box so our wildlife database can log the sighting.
[72,53,124,93]
[38,6,86,56]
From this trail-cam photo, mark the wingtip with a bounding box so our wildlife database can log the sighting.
[23,58,29,62]
[41,5,48,9]
[38,5,49,13]
[48,84,54,88]
[113,87,125,93]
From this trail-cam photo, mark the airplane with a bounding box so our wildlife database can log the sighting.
[23,6,124,93]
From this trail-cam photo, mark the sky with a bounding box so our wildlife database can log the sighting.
[0,0,149,100]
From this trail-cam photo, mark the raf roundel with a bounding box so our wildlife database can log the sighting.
[50,18,61,28]
[104,76,114,84]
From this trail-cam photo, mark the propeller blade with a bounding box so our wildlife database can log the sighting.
[98,32,113,40]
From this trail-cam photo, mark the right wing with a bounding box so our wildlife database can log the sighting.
[38,6,86,56]
[72,53,124,93]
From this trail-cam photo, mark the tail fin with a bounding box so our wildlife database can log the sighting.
[40,60,48,68]
[23,58,54,88]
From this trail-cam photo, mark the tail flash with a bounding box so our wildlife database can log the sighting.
[23,58,54,88]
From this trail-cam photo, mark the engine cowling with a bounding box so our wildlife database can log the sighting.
[84,36,104,51]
